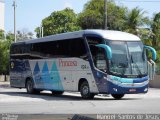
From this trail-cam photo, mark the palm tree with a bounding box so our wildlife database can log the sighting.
[151,12,160,47]
[125,7,149,35]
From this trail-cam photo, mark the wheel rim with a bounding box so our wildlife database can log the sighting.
[82,86,89,95]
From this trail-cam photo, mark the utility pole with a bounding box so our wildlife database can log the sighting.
[39,26,41,38]
[104,0,107,30]
[41,26,43,38]
[12,0,17,42]
[39,25,43,38]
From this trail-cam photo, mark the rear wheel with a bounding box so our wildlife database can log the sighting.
[26,79,37,94]
[111,94,124,100]
[80,81,95,99]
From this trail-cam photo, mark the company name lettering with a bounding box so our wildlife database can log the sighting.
[59,59,77,67]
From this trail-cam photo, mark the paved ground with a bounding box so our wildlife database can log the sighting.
[0,81,160,116]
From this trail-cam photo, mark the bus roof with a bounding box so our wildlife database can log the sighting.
[13,30,141,45]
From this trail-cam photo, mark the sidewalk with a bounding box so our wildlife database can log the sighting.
[0,81,10,88]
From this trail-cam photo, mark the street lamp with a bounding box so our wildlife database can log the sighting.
[12,0,17,42]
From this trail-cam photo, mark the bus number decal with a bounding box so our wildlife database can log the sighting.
[81,65,89,70]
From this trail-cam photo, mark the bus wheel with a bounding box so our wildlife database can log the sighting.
[111,94,124,100]
[26,79,35,94]
[52,91,64,95]
[80,81,95,99]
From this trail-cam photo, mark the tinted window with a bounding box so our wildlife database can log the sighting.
[69,38,87,58]
[86,36,104,45]
[11,38,87,59]
[31,40,70,58]
[86,36,107,70]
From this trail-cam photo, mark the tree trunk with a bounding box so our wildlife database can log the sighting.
[4,74,7,81]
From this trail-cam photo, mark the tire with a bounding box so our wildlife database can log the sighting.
[111,94,124,100]
[26,79,36,94]
[80,81,95,99]
[52,91,64,95]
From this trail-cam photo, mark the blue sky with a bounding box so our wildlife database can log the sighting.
[4,0,160,35]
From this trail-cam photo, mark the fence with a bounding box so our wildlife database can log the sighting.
[149,62,160,88]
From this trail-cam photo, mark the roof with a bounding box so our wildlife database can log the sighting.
[13,29,141,45]
[85,30,141,41]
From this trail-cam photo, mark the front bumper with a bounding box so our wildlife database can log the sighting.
[107,81,148,94]
[106,75,149,94]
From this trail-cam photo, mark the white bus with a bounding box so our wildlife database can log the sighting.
[10,30,156,99]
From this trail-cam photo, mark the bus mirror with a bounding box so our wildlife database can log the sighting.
[96,44,112,60]
[144,45,157,61]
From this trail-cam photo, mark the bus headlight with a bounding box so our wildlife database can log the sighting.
[144,88,148,92]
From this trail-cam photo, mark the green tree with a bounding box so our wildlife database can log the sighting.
[17,29,34,41]
[35,8,81,37]
[77,0,127,30]
[0,41,11,76]
[151,12,160,47]
[150,12,160,65]
[0,29,5,39]
[6,32,14,42]
[124,7,149,35]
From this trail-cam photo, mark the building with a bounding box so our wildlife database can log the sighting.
[0,0,5,31]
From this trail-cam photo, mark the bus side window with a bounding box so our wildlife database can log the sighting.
[96,48,107,71]
[86,36,107,71]
[90,45,107,71]
[69,38,87,59]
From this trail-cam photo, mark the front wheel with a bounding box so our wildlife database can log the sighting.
[26,79,37,94]
[80,81,95,99]
[111,94,124,100]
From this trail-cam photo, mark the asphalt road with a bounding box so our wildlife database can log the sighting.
[0,82,160,115]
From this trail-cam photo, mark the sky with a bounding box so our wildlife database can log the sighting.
[4,0,160,36]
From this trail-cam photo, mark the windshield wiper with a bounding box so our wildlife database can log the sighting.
[131,55,142,76]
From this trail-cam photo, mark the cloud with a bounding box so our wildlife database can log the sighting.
[64,1,73,9]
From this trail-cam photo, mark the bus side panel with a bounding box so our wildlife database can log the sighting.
[29,58,99,93]
[57,58,99,93]
[10,60,23,87]
[10,59,32,88]
[29,59,65,91]
[71,59,99,93]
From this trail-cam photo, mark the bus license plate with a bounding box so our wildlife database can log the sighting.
[129,89,136,92]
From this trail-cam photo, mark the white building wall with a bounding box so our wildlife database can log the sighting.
[0,0,5,31]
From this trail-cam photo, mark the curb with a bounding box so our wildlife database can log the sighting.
[0,82,10,88]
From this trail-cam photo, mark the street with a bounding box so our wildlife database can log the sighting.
[0,82,160,115]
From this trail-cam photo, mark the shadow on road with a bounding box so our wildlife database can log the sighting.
[0,89,141,101]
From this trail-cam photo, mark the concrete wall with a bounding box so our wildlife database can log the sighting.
[0,75,9,81]
[149,75,160,88]
[0,0,5,30]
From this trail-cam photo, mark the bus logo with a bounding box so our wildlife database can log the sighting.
[59,59,77,67]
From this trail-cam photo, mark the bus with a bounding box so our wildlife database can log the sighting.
[10,30,156,99]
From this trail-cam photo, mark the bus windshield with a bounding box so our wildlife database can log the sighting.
[108,41,147,76]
